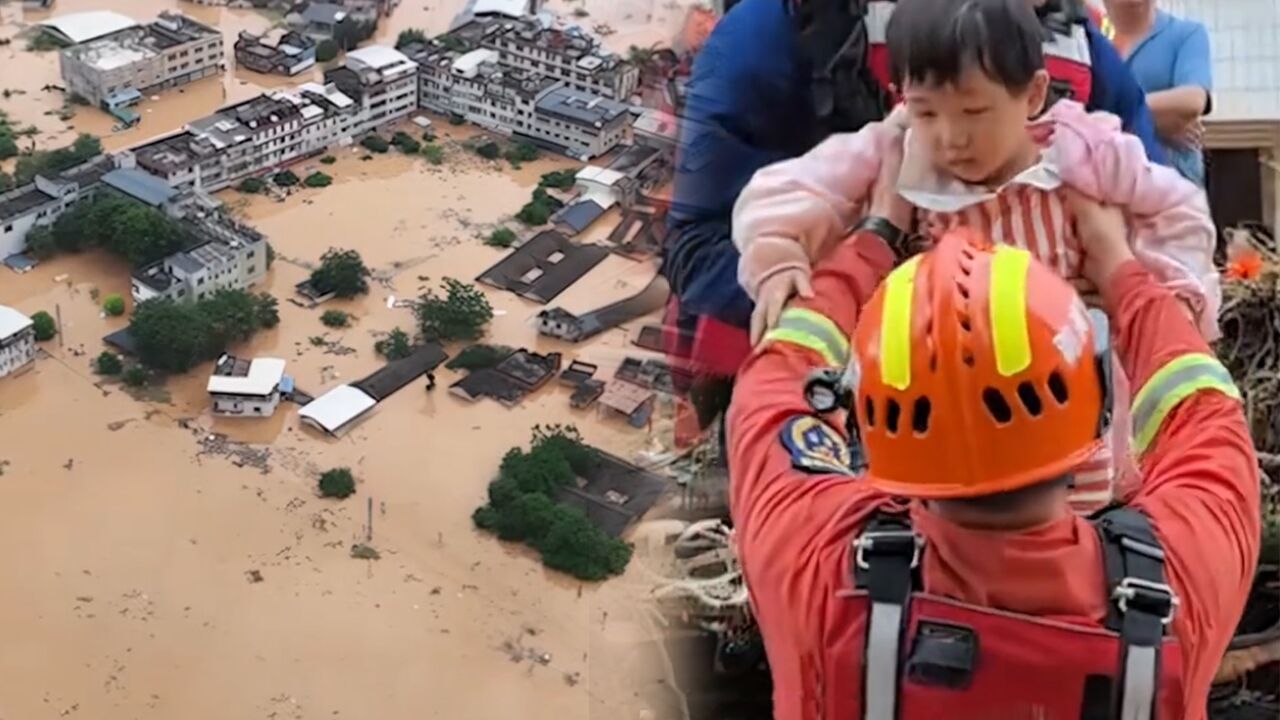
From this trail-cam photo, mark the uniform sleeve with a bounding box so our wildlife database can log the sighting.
[731,118,902,299]
[1084,121,1220,339]
[1084,23,1168,165]
[728,231,898,610]
[1173,23,1213,101]
[663,22,791,327]
[1102,262,1260,708]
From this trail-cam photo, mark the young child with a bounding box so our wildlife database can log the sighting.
[733,0,1219,511]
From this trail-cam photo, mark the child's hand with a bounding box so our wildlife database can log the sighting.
[751,267,814,345]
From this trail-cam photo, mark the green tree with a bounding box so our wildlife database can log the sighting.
[361,134,390,153]
[237,177,266,194]
[303,171,332,188]
[320,155,337,165]
[102,293,126,316]
[486,227,517,248]
[254,293,280,329]
[421,143,444,165]
[503,140,539,165]
[448,113,466,126]
[321,309,351,328]
[122,366,149,387]
[31,311,56,341]
[374,327,413,360]
[130,299,208,372]
[24,225,56,258]
[516,200,552,226]
[0,135,17,160]
[310,248,370,298]
[538,169,577,189]
[319,468,356,498]
[273,170,299,187]
[446,343,513,370]
[500,444,574,496]
[535,506,632,581]
[415,278,494,342]
[392,131,420,154]
[315,39,339,62]
[100,199,189,266]
[14,134,101,184]
[474,141,501,160]
[395,28,427,49]
[531,424,597,474]
[493,492,560,543]
[95,351,123,375]
[0,171,13,192]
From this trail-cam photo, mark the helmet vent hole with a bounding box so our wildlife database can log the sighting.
[956,281,970,299]
[929,353,938,372]
[1017,381,1043,417]
[982,388,1013,424]
[864,396,876,428]
[885,398,901,435]
[962,348,975,367]
[957,311,971,332]
[912,397,931,435]
[1048,371,1069,404]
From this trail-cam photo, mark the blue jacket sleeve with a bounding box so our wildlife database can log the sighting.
[662,16,793,329]
[1085,23,1168,165]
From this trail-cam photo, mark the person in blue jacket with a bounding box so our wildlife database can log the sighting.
[660,0,1167,427]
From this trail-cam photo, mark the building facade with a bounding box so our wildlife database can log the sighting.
[207,355,289,416]
[0,156,112,260]
[324,46,418,129]
[60,13,224,108]
[234,30,317,76]
[131,213,269,303]
[0,307,36,379]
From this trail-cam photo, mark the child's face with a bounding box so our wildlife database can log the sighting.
[901,65,1050,185]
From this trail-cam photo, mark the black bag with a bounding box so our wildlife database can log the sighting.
[793,0,889,134]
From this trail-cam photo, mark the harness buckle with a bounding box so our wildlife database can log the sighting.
[854,529,923,571]
[1112,577,1179,625]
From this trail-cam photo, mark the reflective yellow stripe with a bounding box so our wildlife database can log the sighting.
[989,246,1032,377]
[1131,353,1241,453]
[1100,16,1115,41]
[879,255,922,391]
[763,308,849,367]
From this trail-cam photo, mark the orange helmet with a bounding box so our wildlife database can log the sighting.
[851,228,1105,499]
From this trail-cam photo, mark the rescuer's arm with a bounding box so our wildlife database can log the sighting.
[1073,192,1260,705]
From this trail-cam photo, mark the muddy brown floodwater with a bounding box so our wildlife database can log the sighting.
[0,0,701,710]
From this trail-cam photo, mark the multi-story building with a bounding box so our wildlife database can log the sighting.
[323,46,418,129]
[445,15,639,101]
[410,40,630,159]
[0,306,36,380]
[130,212,269,303]
[207,354,290,417]
[234,29,317,76]
[0,155,112,260]
[60,12,224,109]
[125,80,362,192]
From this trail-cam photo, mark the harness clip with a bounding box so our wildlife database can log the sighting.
[1112,577,1179,625]
[854,529,923,571]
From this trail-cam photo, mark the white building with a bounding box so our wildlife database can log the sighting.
[60,13,224,109]
[0,156,111,261]
[37,11,138,46]
[207,355,289,416]
[131,213,268,303]
[299,384,378,436]
[0,306,36,379]
[324,46,419,130]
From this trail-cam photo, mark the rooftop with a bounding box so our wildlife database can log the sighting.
[0,306,33,340]
[0,186,56,222]
[345,45,418,82]
[475,230,611,304]
[207,356,287,396]
[144,12,220,50]
[299,384,378,436]
[535,87,630,128]
[102,168,178,208]
[133,131,216,173]
[299,2,348,25]
[38,10,137,45]
[65,31,157,71]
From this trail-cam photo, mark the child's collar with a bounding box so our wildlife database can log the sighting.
[896,118,1065,214]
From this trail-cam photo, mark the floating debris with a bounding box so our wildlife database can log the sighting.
[350,543,380,560]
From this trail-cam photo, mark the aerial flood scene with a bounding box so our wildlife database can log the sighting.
[0,0,715,716]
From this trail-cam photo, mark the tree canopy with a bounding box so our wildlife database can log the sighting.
[316,39,339,62]
[129,290,279,372]
[415,278,493,342]
[309,248,370,298]
[14,134,100,185]
[395,28,427,49]
[31,311,57,341]
[42,194,189,266]
[319,468,356,498]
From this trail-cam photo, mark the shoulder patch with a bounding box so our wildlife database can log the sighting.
[779,415,855,475]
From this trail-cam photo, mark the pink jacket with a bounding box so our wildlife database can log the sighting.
[732,100,1221,340]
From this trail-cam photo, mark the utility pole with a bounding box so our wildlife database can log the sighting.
[55,303,63,348]
[366,496,373,542]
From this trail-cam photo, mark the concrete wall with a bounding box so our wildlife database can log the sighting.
[211,391,281,416]
[0,328,36,379]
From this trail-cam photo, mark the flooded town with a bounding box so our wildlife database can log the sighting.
[0,0,716,716]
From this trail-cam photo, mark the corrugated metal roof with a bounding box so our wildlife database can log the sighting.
[37,11,137,44]
[0,306,33,340]
[299,385,377,434]
[102,168,179,208]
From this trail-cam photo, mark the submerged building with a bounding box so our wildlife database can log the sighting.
[130,212,268,303]
[233,29,317,76]
[60,12,224,110]
[207,355,290,416]
[0,155,113,262]
[0,306,36,380]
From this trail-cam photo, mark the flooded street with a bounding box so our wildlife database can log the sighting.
[0,0,693,714]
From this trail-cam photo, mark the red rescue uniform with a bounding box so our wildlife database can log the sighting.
[727,231,1260,719]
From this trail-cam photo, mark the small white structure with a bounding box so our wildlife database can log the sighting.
[298,384,377,436]
[38,11,138,46]
[206,355,288,417]
[0,306,36,379]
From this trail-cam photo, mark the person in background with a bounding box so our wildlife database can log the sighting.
[661,0,1166,441]
[1102,0,1213,185]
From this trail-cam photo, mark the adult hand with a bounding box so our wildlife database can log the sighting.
[1175,118,1204,149]
[868,121,915,234]
[1065,189,1134,296]
[750,268,813,345]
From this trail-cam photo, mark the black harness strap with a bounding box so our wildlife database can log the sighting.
[853,511,922,720]
[1094,507,1178,720]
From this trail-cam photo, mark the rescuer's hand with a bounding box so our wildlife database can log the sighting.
[1066,190,1133,293]
[751,267,814,345]
[867,121,915,237]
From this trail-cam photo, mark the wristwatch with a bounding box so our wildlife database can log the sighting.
[853,215,916,260]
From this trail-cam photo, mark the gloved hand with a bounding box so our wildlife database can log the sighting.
[750,266,814,345]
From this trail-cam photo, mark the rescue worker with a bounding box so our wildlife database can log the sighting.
[727,144,1260,717]
[662,0,1168,438]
